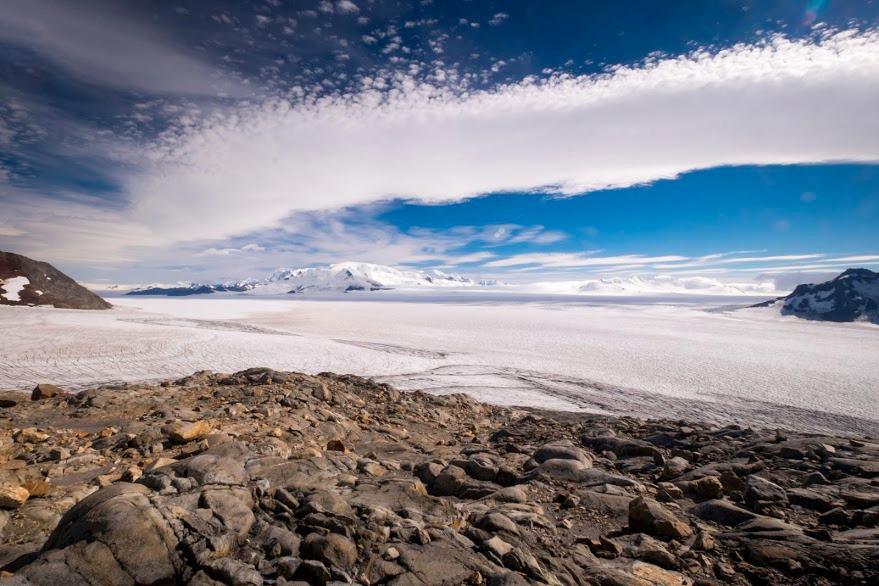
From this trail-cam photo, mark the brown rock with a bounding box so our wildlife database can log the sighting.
[0,483,29,508]
[14,427,49,443]
[693,476,724,499]
[302,532,358,570]
[164,420,212,443]
[326,439,349,452]
[628,496,693,541]
[31,383,64,400]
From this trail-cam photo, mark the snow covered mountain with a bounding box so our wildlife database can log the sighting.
[126,280,259,297]
[259,262,474,294]
[752,268,879,323]
[126,262,478,296]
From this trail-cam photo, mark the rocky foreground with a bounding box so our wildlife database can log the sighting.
[0,370,878,585]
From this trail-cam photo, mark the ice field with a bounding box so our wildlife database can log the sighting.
[1,294,877,435]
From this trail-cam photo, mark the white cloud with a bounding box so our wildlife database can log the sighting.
[336,1,360,15]
[827,255,879,263]
[121,29,879,245]
[652,253,825,269]
[0,0,247,96]
[0,223,26,237]
[489,13,509,27]
[200,243,265,256]
[0,187,164,263]
[483,253,689,269]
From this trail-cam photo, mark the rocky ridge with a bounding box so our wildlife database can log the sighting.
[0,251,111,310]
[752,268,879,324]
[0,369,877,585]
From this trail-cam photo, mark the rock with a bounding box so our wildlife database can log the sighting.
[660,457,690,480]
[120,465,142,482]
[692,531,715,551]
[583,435,664,464]
[618,533,678,569]
[14,427,49,443]
[473,512,520,536]
[818,507,851,526]
[326,439,349,453]
[628,497,693,541]
[492,486,528,504]
[531,441,593,467]
[0,483,29,508]
[841,490,879,509]
[415,461,444,486]
[311,383,332,402]
[3,368,879,585]
[787,487,836,512]
[690,499,758,526]
[163,419,212,443]
[431,465,473,497]
[744,475,788,511]
[528,458,589,482]
[690,476,724,499]
[48,447,71,461]
[590,535,623,557]
[31,384,64,400]
[302,532,358,570]
[204,557,262,585]
[301,490,354,517]
[483,535,514,558]
[294,559,331,584]
[30,483,179,584]
[626,561,690,585]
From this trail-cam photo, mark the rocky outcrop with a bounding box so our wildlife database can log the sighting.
[0,369,877,584]
[752,268,879,323]
[0,251,111,310]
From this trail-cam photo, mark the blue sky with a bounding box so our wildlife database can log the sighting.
[0,0,877,290]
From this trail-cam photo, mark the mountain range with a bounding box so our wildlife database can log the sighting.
[126,262,487,296]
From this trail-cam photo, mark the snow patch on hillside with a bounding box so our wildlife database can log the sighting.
[0,276,30,301]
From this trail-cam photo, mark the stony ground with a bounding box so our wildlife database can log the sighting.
[0,369,877,585]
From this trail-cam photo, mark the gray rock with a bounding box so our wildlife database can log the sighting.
[531,441,593,467]
[690,499,759,526]
[744,475,788,511]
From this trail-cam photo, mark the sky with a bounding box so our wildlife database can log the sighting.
[0,0,877,291]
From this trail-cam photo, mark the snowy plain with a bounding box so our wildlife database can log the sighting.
[1,293,877,435]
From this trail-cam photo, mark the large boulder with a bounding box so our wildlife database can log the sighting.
[21,483,179,584]
[31,384,64,401]
[628,497,693,541]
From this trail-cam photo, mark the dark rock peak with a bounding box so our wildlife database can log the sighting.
[751,268,878,324]
[0,251,111,310]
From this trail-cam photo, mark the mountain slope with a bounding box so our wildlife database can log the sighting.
[126,262,476,296]
[752,268,879,323]
[0,251,112,310]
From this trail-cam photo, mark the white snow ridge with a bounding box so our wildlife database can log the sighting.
[261,262,474,294]
[127,262,481,296]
